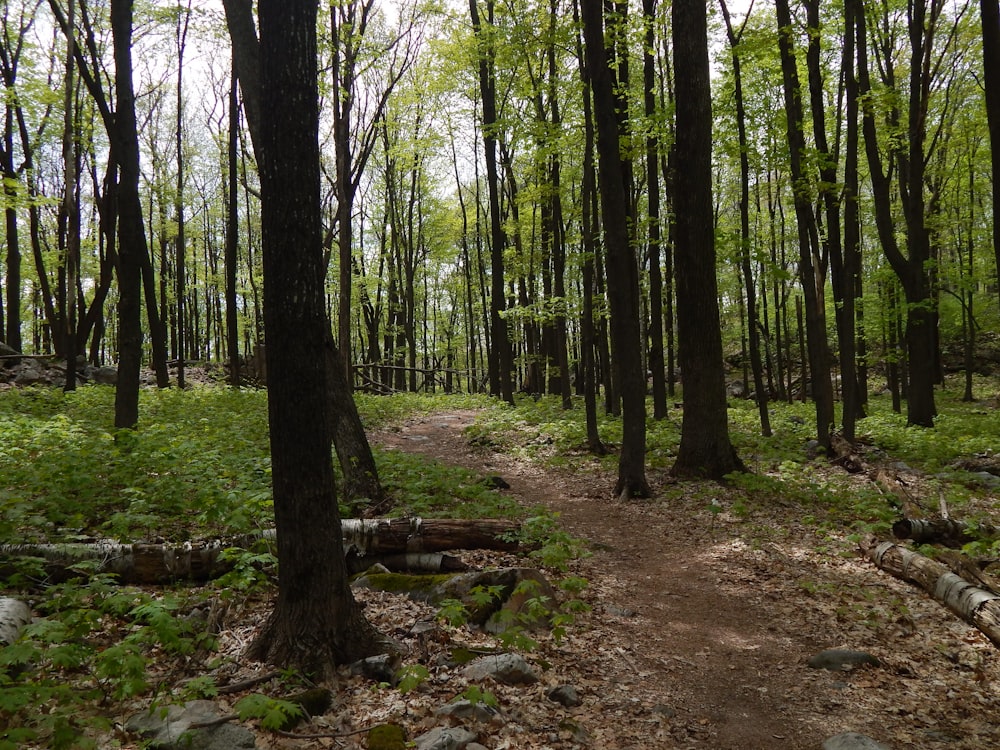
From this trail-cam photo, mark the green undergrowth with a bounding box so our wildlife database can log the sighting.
[467,375,1000,541]
[0,387,507,545]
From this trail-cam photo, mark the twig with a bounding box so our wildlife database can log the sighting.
[215,669,282,694]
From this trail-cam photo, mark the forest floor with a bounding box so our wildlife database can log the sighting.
[342,408,1000,750]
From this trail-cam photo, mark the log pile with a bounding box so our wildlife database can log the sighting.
[867,514,1000,648]
[0,517,520,585]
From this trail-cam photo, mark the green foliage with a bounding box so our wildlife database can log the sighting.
[455,683,499,709]
[394,663,431,694]
[515,511,590,572]
[0,574,217,747]
[234,693,304,730]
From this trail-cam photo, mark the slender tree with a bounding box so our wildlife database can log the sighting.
[581,0,650,498]
[982,0,1000,309]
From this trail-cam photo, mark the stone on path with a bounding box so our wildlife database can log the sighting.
[822,731,891,750]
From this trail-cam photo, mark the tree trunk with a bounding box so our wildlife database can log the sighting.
[223,0,384,502]
[250,0,385,676]
[775,0,834,451]
[325,332,384,505]
[720,0,770,438]
[643,0,667,421]
[669,0,744,480]
[982,0,1000,312]
[867,542,1000,649]
[581,0,650,498]
[110,0,148,430]
[470,0,514,405]
[226,58,241,387]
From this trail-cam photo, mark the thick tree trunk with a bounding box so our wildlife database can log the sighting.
[0,518,517,584]
[223,0,384,502]
[252,0,384,675]
[669,0,744,479]
[867,542,1000,648]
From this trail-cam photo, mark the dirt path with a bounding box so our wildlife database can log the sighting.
[371,410,1000,749]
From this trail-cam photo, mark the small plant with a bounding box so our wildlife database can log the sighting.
[233,693,304,730]
[395,664,431,694]
[456,684,499,709]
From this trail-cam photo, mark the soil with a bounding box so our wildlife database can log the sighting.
[361,409,1000,750]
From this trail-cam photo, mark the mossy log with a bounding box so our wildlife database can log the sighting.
[0,517,519,585]
[866,541,1000,648]
[892,517,998,548]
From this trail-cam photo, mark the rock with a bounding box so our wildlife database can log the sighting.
[349,653,401,684]
[355,567,558,634]
[807,649,880,672]
[94,365,118,385]
[0,598,32,646]
[727,380,746,398]
[413,726,478,750]
[970,471,1000,490]
[481,475,510,490]
[822,731,890,750]
[434,699,501,724]
[0,342,21,365]
[368,723,407,750]
[434,568,558,633]
[126,700,256,749]
[547,684,582,707]
[14,360,45,385]
[462,652,538,685]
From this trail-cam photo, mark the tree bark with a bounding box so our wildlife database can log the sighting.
[470,0,514,405]
[892,517,998,547]
[251,0,384,676]
[867,542,1000,648]
[774,0,834,451]
[984,0,1000,312]
[581,0,650,498]
[222,0,383,504]
[720,0,770,438]
[669,0,744,479]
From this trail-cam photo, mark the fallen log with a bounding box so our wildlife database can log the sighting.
[866,541,1000,648]
[891,518,980,547]
[0,517,519,585]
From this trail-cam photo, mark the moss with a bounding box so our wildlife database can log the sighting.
[367,723,407,750]
[356,572,455,595]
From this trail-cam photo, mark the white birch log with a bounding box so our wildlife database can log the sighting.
[0,517,518,584]
[867,541,1000,648]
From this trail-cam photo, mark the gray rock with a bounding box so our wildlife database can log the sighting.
[462,652,538,685]
[413,726,478,750]
[0,598,32,646]
[94,365,118,385]
[807,649,880,671]
[434,699,501,723]
[126,700,256,749]
[822,731,890,750]
[547,684,582,707]
[349,653,401,684]
[14,361,45,385]
[971,471,1000,490]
